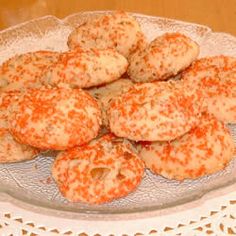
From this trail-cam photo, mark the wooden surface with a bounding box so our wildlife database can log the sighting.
[0,0,236,36]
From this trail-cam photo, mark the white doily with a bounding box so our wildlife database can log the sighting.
[0,184,236,235]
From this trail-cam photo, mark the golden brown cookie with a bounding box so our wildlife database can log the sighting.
[0,128,39,163]
[0,50,59,91]
[107,80,203,141]
[182,55,236,123]
[128,33,199,82]
[67,11,147,58]
[52,134,144,204]
[138,113,235,180]
[88,78,134,127]
[9,87,102,150]
[42,48,128,89]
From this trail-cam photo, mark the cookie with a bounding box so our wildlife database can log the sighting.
[107,80,203,141]
[0,90,21,129]
[42,48,128,89]
[138,113,235,180]
[128,33,199,82]
[52,134,144,204]
[0,128,39,163]
[0,50,59,91]
[67,11,147,58]
[8,87,102,150]
[0,91,39,163]
[182,55,236,123]
[88,78,134,127]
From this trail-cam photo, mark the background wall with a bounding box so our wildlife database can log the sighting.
[0,0,236,36]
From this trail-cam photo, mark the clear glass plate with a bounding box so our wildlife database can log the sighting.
[0,11,235,219]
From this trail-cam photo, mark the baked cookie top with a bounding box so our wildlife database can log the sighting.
[8,87,102,150]
[67,11,147,58]
[108,80,203,141]
[52,134,144,204]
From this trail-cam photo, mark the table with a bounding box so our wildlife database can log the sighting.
[0,0,236,36]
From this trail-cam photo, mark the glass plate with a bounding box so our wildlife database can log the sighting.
[0,11,235,219]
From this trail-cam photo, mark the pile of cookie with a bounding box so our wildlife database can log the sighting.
[0,11,235,204]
